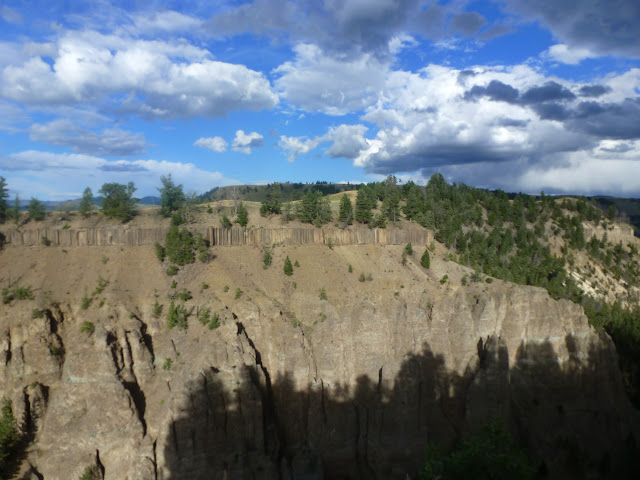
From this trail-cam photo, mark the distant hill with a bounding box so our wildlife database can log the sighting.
[592,196,640,236]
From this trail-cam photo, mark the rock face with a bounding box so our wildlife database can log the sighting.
[0,243,638,479]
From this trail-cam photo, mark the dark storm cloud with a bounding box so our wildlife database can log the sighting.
[532,103,570,121]
[578,85,612,98]
[520,82,576,104]
[451,12,487,36]
[464,80,520,104]
[501,0,640,58]
[568,98,640,139]
[208,0,500,56]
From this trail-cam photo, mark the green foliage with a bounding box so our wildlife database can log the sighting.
[235,288,243,300]
[166,265,178,276]
[260,183,282,216]
[201,282,209,291]
[155,242,166,262]
[421,249,431,269]
[80,321,95,335]
[167,300,192,330]
[236,201,248,226]
[221,214,232,228]
[162,358,173,371]
[194,232,209,263]
[81,288,91,310]
[263,250,272,269]
[171,280,177,289]
[40,235,51,246]
[158,174,185,217]
[49,344,61,356]
[338,193,354,225]
[420,422,534,480]
[152,301,162,319]
[177,288,192,302]
[296,190,332,225]
[92,276,108,296]
[79,187,94,217]
[404,242,413,256]
[294,260,300,267]
[359,273,366,282]
[355,187,373,223]
[0,398,19,471]
[223,285,229,292]
[440,274,448,285]
[284,256,293,276]
[348,264,353,273]
[28,197,46,221]
[164,225,195,265]
[198,307,211,325]
[99,182,137,222]
[0,176,9,224]
[208,313,220,330]
[32,308,44,319]
[2,285,35,304]
[319,287,328,300]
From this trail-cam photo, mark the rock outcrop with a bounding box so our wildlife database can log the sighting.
[0,243,638,479]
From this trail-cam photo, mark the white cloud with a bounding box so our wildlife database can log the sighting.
[278,136,323,162]
[0,29,279,118]
[132,11,202,34]
[194,136,228,152]
[544,44,593,65]
[0,151,236,200]
[274,43,388,115]
[1,6,22,24]
[29,119,147,156]
[278,124,368,161]
[232,130,264,154]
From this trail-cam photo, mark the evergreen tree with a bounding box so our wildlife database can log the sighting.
[99,182,137,222]
[284,256,293,276]
[27,197,46,221]
[421,249,430,269]
[0,177,8,224]
[260,183,282,215]
[382,189,401,224]
[79,187,94,217]
[297,190,321,223]
[355,188,372,223]
[338,194,354,225]
[236,201,248,226]
[0,397,19,470]
[158,174,185,217]
[164,225,195,265]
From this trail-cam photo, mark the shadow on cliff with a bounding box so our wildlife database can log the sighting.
[162,332,640,480]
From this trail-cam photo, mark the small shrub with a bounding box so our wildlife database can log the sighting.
[49,344,61,356]
[208,313,220,330]
[41,236,51,246]
[207,207,213,214]
[319,287,327,300]
[349,264,353,273]
[80,321,95,335]
[440,274,448,285]
[171,280,177,289]
[294,260,300,267]
[152,301,162,319]
[284,256,293,276]
[327,237,334,249]
[429,241,436,251]
[166,265,179,276]
[163,358,173,370]
[359,273,366,282]
[155,242,166,262]
[367,273,373,281]
[101,255,109,264]
[221,214,232,229]
[198,307,211,325]
[223,285,229,292]
[421,249,431,269]
[92,276,108,295]
[98,298,105,308]
[263,250,272,269]
[201,282,209,291]
[293,282,297,289]
[62,224,71,230]
[177,288,192,302]
[235,288,243,300]
[12,285,35,301]
[31,308,44,319]
[486,277,494,284]
[461,275,468,286]
[404,242,413,256]
[394,291,400,296]
[81,289,91,310]
[402,254,407,266]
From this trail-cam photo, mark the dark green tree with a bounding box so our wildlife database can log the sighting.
[79,187,94,217]
[338,194,354,225]
[28,197,46,221]
[99,182,137,222]
[260,183,282,216]
[0,397,19,471]
[236,201,248,226]
[383,188,401,224]
[355,188,372,223]
[421,249,431,269]
[0,177,8,223]
[221,214,232,228]
[284,256,293,276]
[164,224,195,265]
[158,174,185,217]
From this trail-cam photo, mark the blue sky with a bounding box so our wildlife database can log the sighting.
[1,0,639,200]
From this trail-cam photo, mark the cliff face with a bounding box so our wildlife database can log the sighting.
[0,243,638,479]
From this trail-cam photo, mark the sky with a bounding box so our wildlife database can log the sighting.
[1,0,640,201]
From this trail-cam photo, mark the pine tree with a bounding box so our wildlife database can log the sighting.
[236,201,248,226]
[79,187,94,217]
[355,188,372,223]
[28,197,45,221]
[158,174,185,217]
[338,194,353,225]
[260,183,282,215]
[0,397,19,468]
[421,249,430,269]
[382,189,400,224]
[284,256,293,276]
[0,177,8,224]
[99,182,137,222]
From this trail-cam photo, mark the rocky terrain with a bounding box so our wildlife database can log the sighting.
[1,203,639,479]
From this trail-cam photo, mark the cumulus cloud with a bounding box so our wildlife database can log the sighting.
[274,44,388,115]
[502,0,640,58]
[232,130,264,154]
[29,119,147,156]
[0,29,278,118]
[0,151,236,199]
[194,136,228,152]
[278,124,368,162]
[544,44,593,65]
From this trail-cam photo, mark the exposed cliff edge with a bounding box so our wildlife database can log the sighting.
[1,242,639,479]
